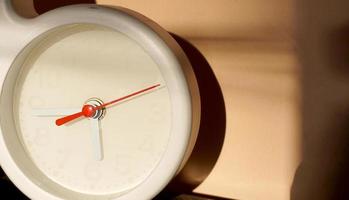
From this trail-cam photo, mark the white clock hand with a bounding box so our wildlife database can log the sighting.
[33,108,104,160]
[32,108,80,116]
[90,118,103,161]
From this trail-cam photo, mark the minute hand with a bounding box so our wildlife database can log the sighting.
[55,84,160,126]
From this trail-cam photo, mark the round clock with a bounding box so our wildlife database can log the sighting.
[0,1,200,200]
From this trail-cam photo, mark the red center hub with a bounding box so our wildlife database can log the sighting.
[82,104,96,118]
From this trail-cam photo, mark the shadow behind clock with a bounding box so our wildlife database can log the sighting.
[0,168,29,200]
[154,35,227,199]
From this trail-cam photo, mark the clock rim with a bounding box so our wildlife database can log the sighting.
[0,4,200,200]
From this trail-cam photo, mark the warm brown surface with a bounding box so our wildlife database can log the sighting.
[292,0,349,199]
[96,1,301,199]
[98,0,295,41]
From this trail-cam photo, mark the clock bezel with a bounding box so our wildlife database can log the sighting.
[0,3,200,200]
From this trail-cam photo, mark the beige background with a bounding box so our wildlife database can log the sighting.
[12,0,302,199]
[96,1,301,199]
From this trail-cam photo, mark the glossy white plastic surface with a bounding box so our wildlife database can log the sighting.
[0,1,200,199]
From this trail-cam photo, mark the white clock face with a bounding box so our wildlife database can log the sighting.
[12,24,171,195]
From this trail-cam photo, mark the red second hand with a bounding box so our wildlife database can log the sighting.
[55,84,160,126]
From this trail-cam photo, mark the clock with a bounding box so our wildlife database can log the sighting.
[0,1,200,200]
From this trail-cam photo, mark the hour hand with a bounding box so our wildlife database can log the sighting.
[90,118,103,161]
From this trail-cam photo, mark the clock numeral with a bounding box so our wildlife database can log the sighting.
[84,163,102,181]
[37,70,59,89]
[29,96,45,108]
[34,128,50,146]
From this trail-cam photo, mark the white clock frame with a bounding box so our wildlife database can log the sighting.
[0,1,200,199]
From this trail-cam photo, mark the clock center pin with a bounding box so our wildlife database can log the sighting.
[83,98,106,120]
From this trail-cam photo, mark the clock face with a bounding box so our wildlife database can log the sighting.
[12,24,171,195]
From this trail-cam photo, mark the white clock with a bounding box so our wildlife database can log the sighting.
[0,1,200,199]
